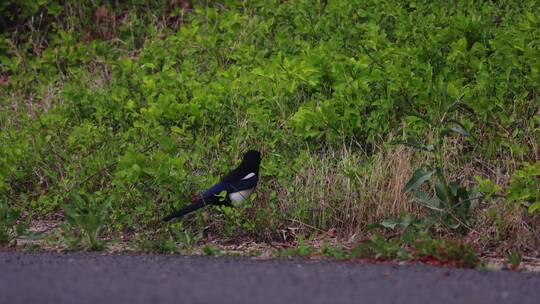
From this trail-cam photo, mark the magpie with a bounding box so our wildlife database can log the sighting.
[162,150,262,222]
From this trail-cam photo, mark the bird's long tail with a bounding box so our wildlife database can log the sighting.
[162,196,220,222]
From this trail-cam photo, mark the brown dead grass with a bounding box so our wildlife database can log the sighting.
[256,145,421,239]
[442,138,540,256]
[246,142,539,256]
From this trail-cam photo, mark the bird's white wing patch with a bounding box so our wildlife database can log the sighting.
[241,173,255,180]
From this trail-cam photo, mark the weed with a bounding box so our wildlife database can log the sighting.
[61,193,111,250]
[202,245,222,256]
[169,222,203,252]
[22,243,41,252]
[279,234,313,257]
[507,162,540,214]
[354,234,410,260]
[134,229,177,253]
[281,232,482,268]
[0,202,29,244]
[396,102,481,232]
[506,251,522,271]
[321,242,348,260]
[216,205,255,238]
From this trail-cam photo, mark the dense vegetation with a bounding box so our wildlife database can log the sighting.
[1,1,538,259]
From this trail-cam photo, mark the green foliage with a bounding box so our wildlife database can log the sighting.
[1,0,538,243]
[0,202,29,244]
[507,162,540,214]
[379,213,435,234]
[279,234,313,257]
[274,223,479,267]
[486,207,504,241]
[474,176,502,200]
[170,223,203,251]
[216,204,255,237]
[202,245,222,256]
[506,250,522,270]
[135,230,177,253]
[321,242,348,259]
[397,102,480,231]
[134,222,202,253]
[350,232,479,268]
[354,234,410,260]
[61,193,111,250]
[409,234,480,268]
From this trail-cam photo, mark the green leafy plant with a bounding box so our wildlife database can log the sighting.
[410,234,480,268]
[279,234,313,257]
[474,176,503,200]
[216,204,256,237]
[135,230,177,253]
[170,222,203,252]
[353,234,410,260]
[378,213,436,234]
[0,202,29,244]
[507,161,540,214]
[61,193,111,250]
[274,231,480,267]
[202,245,222,256]
[321,242,348,260]
[396,102,480,230]
[506,251,522,270]
[360,228,479,267]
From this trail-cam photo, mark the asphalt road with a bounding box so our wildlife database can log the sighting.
[1,251,539,304]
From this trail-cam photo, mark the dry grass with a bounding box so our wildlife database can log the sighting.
[441,137,540,255]
[241,142,540,256]
[255,145,421,239]
[469,202,540,256]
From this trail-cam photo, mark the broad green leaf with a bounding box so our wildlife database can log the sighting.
[380,218,399,229]
[434,179,449,205]
[398,214,414,230]
[414,191,442,210]
[449,181,460,197]
[404,169,436,193]
[440,126,470,138]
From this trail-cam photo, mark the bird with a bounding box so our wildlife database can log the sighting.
[162,150,262,222]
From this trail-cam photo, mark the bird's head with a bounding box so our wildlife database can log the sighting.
[242,150,262,168]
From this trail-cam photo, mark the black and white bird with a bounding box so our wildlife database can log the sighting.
[162,150,262,222]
